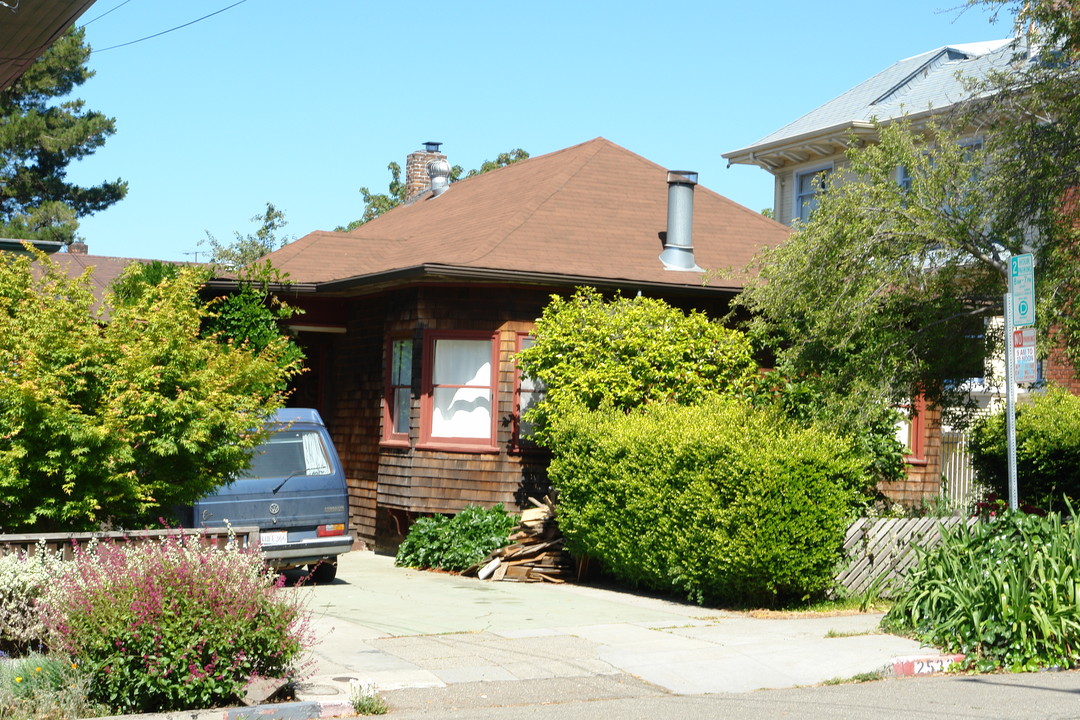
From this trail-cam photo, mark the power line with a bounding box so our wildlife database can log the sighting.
[90,0,248,54]
[82,0,134,27]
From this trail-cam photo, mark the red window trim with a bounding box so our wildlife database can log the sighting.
[418,330,499,453]
[901,396,927,465]
[381,334,413,448]
[510,332,540,453]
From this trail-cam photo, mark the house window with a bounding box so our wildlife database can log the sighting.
[897,165,913,191]
[420,331,498,451]
[514,334,545,447]
[794,166,832,223]
[382,336,413,445]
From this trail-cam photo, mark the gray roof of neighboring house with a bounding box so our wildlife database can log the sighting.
[724,39,1019,166]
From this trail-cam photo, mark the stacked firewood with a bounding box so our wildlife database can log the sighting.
[465,497,577,583]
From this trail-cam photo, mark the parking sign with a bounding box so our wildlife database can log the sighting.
[1010,254,1035,327]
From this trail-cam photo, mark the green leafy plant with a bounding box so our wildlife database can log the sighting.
[970,385,1080,511]
[883,509,1080,672]
[36,534,311,715]
[395,504,516,572]
[544,396,870,607]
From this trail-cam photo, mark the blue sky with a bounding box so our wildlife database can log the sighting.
[65,0,1012,262]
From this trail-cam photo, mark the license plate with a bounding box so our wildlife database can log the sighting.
[260,530,288,545]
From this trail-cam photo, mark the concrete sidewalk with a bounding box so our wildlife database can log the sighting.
[293,551,939,713]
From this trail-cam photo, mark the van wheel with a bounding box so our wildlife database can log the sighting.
[308,560,337,584]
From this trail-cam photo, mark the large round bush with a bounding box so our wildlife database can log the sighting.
[544,395,870,606]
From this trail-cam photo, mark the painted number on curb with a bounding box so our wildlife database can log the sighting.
[913,659,949,674]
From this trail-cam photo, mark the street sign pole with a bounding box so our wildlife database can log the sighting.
[1004,291,1018,511]
[1005,253,1034,512]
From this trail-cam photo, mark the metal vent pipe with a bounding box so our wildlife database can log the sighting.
[428,157,451,197]
[659,170,702,271]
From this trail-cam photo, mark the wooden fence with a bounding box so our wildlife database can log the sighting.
[940,429,984,508]
[836,516,979,598]
[0,527,260,560]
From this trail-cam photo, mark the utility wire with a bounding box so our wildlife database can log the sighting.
[82,0,134,26]
[91,0,248,53]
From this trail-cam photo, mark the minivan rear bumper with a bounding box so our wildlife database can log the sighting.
[259,535,355,565]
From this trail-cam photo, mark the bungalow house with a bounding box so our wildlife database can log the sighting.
[255,137,790,548]
[722,39,1080,506]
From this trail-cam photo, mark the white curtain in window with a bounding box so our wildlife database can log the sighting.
[432,339,492,439]
[301,432,330,474]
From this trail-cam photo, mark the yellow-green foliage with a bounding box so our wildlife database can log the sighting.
[545,396,870,606]
[0,251,303,531]
[517,288,756,431]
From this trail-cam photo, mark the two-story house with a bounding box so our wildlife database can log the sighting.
[722,38,1078,507]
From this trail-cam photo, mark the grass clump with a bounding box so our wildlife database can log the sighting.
[348,678,389,715]
[395,504,516,572]
[883,509,1080,672]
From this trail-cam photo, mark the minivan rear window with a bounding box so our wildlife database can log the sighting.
[244,430,333,479]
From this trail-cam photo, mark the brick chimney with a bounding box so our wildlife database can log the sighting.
[405,141,447,202]
[67,240,88,255]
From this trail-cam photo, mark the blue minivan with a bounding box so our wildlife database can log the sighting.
[193,408,352,582]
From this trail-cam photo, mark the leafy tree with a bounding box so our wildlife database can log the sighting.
[0,28,126,244]
[112,257,305,376]
[0,250,303,532]
[963,0,1080,372]
[737,120,1004,428]
[202,202,293,269]
[738,2,1080,431]
[336,148,530,230]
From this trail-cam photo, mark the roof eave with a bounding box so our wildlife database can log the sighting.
[211,263,747,297]
[723,121,879,171]
[724,101,964,172]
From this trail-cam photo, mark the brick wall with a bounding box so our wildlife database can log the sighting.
[1044,338,1080,394]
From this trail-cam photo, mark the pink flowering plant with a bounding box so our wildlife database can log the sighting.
[36,533,310,714]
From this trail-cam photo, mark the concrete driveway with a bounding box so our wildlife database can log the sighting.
[292,550,936,713]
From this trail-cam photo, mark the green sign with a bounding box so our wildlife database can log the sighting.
[1010,254,1035,328]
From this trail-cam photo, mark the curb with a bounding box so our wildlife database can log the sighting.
[885,653,966,677]
[83,699,355,720]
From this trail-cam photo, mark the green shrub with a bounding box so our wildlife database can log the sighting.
[970,385,1080,510]
[0,547,61,656]
[883,510,1080,672]
[516,287,757,437]
[544,396,871,607]
[0,651,107,720]
[395,504,516,571]
[36,534,309,715]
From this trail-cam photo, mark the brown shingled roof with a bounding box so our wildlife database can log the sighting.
[266,137,789,292]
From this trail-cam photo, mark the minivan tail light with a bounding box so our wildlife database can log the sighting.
[317,524,345,537]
